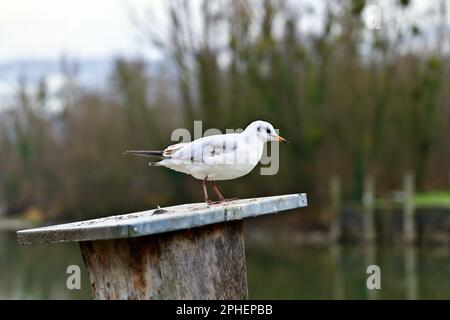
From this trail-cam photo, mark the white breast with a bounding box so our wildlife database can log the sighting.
[160,133,265,181]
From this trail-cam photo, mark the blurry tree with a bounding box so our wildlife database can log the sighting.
[0,0,449,222]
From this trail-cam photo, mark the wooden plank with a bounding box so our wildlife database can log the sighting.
[80,221,247,300]
[17,193,307,244]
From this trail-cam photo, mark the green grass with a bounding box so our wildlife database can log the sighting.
[414,191,450,207]
[374,191,450,209]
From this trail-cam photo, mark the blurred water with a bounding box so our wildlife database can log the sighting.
[0,231,449,299]
[246,243,450,299]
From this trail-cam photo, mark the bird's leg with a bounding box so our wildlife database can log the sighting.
[211,181,225,201]
[211,181,238,202]
[203,177,215,205]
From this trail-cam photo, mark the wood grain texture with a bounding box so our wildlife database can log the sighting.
[80,221,247,300]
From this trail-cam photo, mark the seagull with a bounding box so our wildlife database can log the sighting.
[124,120,288,204]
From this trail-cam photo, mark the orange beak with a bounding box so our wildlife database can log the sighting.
[275,135,289,144]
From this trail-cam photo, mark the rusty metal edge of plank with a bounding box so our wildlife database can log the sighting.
[17,193,307,244]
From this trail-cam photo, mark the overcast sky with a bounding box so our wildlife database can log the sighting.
[0,0,443,63]
[0,0,167,62]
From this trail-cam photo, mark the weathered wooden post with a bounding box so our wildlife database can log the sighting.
[404,245,418,300]
[17,193,307,300]
[402,171,416,244]
[329,175,342,242]
[362,175,376,243]
[330,244,345,300]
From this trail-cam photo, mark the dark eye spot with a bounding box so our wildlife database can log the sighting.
[266,128,271,134]
[257,126,261,132]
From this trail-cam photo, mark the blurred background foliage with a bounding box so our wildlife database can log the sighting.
[0,0,449,222]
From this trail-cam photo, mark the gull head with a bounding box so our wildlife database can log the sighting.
[244,120,288,144]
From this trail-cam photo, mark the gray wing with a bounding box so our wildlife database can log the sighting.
[171,134,241,164]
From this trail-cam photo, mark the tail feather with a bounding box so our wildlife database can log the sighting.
[149,162,162,166]
[123,150,165,159]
